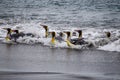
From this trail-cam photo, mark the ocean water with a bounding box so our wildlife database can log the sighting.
[0,0,120,52]
[0,0,120,28]
[0,0,120,51]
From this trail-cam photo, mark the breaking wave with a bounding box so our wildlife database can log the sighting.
[0,22,120,52]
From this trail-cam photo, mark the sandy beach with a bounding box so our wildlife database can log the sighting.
[0,43,120,80]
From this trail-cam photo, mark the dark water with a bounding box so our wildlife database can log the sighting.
[0,0,120,28]
[0,43,120,80]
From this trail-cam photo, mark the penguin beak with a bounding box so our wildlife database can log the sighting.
[63,31,67,34]
[40,24,47,28]
[74,30,81,32]
[40,24,43,28]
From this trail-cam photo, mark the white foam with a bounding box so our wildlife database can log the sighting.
[99,39,120,52]
[0,22,120,52]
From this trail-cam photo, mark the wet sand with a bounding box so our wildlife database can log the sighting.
[0,43,120,80]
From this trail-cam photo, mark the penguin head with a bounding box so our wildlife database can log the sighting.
[75,30,82,38]
[2,28,13,33]
[49,31,56,38]
[40,24,48,31]
[105,32,111,38]
[59,32,64,37]
[64,31,71,39]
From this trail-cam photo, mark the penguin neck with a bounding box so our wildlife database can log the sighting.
[67,35,71,41]
[45,29,48,38]
[7,30,11,35]
[45,32,48,38]
[6,33,11,41]
[66,36,73,47]
[5,29,12,41]
[16,31,19,34]
[66,39,75,47]
[66,39,71,47]
[51,37,55,44]
[78,32,82,39]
